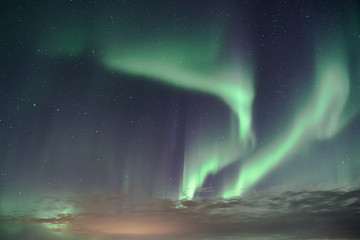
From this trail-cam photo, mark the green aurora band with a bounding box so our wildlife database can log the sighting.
[223,44,355,198]
[104,41,255,199]
[104,45,254,141]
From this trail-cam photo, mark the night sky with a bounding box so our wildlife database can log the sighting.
[1,0,360,239]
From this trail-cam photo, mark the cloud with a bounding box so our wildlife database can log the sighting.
[1,189,360,239]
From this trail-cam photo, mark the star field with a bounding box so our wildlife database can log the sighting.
[0,0,360,239]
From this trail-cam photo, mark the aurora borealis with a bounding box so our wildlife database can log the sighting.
[1,0,360,239]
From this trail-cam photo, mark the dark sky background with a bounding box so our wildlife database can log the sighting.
[1,0,360,239]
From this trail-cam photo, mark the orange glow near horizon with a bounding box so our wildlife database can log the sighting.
[67,215,189,236]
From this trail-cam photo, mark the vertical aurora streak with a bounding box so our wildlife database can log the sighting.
[223,43,354,198]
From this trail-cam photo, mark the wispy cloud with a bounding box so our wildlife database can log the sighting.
[1,189,360,239]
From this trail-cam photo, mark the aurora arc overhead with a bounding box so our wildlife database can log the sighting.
[105,41,255,199]
[1,0,360,239]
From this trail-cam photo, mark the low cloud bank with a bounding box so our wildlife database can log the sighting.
[1,189,359,239]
